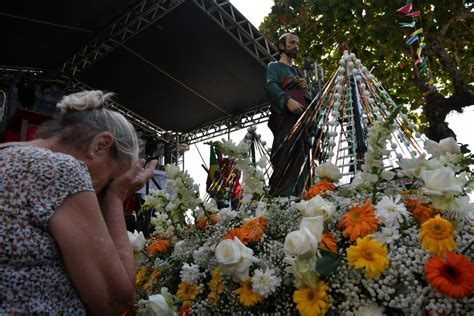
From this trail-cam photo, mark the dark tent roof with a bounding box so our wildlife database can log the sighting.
[0,0,277,135]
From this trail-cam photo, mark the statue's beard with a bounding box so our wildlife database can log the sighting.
[285,47,297,59]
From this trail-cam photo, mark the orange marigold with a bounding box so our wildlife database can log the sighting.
[196,213,218,229]
[223,217,267,245]
[425,251,474,298]
[338,200,378,241]
[305,179,336,200]
[319,232,337,253]
[146,239,171,255]
[405,198,433,224]
[241,216,267,244]
[223,228,247,243]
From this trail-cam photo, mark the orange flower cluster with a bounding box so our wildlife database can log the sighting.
[425,251,474,298]
[338,200,378,241]
[146,239,171,255]
[304,179,336,200]
[223,216,267,245]
[405,198,433,224]
[196,213,218,229]
[319,232,337,253]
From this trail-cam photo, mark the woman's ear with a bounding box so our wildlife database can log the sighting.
[91,132,114,155]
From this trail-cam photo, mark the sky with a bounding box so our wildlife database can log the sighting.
[183,0,474,197]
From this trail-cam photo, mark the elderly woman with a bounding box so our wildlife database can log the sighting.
[0,91,158,315]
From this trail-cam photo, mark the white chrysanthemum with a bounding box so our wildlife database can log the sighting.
[375,195,410,227]
[371,226,400,244]
[179,263,201,284]
[251,268,282,298]
[445,196,474,229]
[354,302,385,316]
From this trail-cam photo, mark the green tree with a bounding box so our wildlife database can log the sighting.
[260,0,473,141]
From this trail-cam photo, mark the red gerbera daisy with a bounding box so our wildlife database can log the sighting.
[425,251,474,298]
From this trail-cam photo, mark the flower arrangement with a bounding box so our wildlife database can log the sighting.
[131,121,473,315]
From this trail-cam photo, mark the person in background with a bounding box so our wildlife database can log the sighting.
[265,32,311,197]
[0,90,158,315]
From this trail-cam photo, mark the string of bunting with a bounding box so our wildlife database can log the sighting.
[396,1,434,85]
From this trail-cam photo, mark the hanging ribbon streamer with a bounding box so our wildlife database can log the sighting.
[396,2,413,14]
[406,35,419,45]
[396,1,434,83]
[410,28,423,37]
[406,11,420,18]
[400,21,416,28]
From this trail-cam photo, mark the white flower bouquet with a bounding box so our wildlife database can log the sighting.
[131,121,473,315]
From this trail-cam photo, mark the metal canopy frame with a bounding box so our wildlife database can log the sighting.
[192,0,278,67]
[59,0,186,77]
[2,0,279,163]
[56,0,277,146]
[183,105,271,145]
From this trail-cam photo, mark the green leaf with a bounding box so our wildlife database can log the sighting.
[315,255,339,277]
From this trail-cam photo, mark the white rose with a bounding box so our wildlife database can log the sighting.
[284,229,317,259]
[438,137,461,155]
[215,237,255,282]
[295,195,335,220]
[315,162,342,181]
[127,230,146,252]
[215,239,241,266]
[146,287,176,316]
[421,167,466,195]
[299,216,324,242]
[147,294,174,315]
[424,139,442,158]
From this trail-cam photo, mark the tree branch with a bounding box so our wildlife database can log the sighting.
[439,9,474,38]
[422,89,474,141]
[429,37,466,92]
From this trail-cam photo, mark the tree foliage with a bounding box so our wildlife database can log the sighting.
[260,0,473,141]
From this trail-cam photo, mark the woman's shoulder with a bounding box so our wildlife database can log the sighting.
[1,144,88,173]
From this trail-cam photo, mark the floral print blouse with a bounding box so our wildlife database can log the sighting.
[0,145,94,314]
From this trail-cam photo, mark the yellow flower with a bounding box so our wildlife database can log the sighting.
[176,282,199,301]
[347,236,390,279]
[136,266,148,287]
[207,267,224,304]
[419,214,456,255]
[143,269,160,292]
[233,279,263,307]
[293,281,330,316]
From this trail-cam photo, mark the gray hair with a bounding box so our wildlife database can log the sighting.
[36,90,139,164]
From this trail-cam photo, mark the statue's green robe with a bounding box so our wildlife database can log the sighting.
[265,61,310,197]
